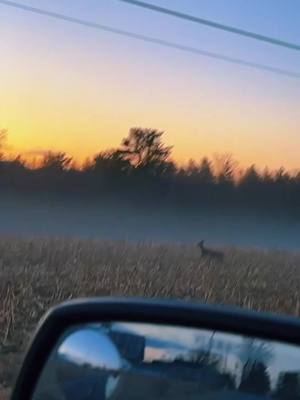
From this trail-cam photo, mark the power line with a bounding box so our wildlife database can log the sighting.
[1,0,300,79]
[119,0,300,52]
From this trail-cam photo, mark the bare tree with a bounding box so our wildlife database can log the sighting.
[213,153,238,184]
[239,337,274,368]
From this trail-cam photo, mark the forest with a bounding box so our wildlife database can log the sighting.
[1,127,300,217]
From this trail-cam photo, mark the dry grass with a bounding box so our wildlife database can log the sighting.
[1,237,300,394]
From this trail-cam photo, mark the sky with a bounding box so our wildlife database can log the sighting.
[1,0,300,169]
[58,328,122,369]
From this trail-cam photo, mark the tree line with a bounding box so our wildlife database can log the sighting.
[1,127,300,217]
[176,335,299,399]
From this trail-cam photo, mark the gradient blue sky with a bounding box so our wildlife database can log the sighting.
[1,0,300,168]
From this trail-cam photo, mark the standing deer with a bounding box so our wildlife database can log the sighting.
[198,240,224,261]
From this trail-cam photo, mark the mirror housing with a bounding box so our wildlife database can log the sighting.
[11,297,300,400]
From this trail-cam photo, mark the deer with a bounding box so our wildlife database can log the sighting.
[197,240,224,261]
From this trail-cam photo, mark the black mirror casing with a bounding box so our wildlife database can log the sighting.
[11,297,300,400]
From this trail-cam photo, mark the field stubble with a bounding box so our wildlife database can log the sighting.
[1,237,300,394]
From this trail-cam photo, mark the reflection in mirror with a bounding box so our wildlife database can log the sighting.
[33,322,300,400]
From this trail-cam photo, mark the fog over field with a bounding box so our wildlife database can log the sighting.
[0,195,299,250]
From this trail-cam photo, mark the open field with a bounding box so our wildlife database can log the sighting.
[1,237,300,396]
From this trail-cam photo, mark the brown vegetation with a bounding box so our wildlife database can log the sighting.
[1,237,300,396]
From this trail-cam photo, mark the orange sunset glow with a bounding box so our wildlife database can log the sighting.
[1,0,300,170]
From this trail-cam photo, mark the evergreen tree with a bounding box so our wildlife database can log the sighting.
[274,372,300,400]
[239,361,270,395]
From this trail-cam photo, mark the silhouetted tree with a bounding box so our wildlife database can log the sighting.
[0,128,7,160]
[188,348,220,368]
[40,152,72,172]
[0,125,300,215]
[185,158,214,184]
[211,153,237,207]
[0,155,27,187]
[214,153,237,185]
[186,159,199,178]
[32,152,73,192]
[239,361,270,395]
[262,167,274,184]
[119,127,172,173]
[238,165,264,209]
[274,372,300,400]
[275,167,290,185]
[240,165,261,186]
[198,157,215,184]
[239,338,274,366]
[188,332,221,368]
[295,171,300,184]
[220,372,236,390]
[180,157,215,205]
[84,149,132,194]
[90,150,131,176]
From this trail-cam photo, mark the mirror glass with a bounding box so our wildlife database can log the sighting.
[32,322,300,400]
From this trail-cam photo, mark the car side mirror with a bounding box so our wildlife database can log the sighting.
[11,298,300,400]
